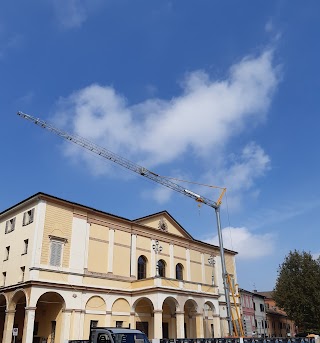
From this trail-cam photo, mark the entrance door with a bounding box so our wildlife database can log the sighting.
[136,322,149,338]
[162,323,169,338]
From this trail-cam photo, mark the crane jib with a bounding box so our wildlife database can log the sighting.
[17,111,218,209]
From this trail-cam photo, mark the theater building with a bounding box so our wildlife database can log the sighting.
[0,193,238,343]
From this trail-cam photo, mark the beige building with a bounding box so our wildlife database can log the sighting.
[0,193,238,343]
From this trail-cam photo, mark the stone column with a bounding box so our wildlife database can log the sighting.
[129,312,136,330]
[108,229,115,273]
[22,307,36,343]
[79,310,85,340]
[175,311,185,339]
[195,313,204,338]
[169,244,174,278]
[2,310,15,343]
[61,309,72,343]
[130,234,137,277]
[186,249,191,281]
[169,316,176,338]
[153,310,163,339]
[213,315,221,338]
[201,253,206,284]
[105,311,112,327]
[71,310,82,340]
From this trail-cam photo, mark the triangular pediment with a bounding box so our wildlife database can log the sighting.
[133,211,193,239]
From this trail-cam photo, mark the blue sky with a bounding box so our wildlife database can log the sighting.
[1,1,320,292]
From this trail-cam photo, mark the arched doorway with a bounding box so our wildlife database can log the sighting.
[133,298,154,339]
[34,292,65,343]
[10,290,27,343]
[162,297,178,339]
[203,302,216,337]
[184,299,197,338]
[0,294,7,343]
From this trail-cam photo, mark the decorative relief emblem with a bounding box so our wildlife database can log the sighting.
[158,217,168,232]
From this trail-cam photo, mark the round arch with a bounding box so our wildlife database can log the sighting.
[8,290,27,343]
[133,297,155,339]
[0,293,8,343]
[111,298,131,328]
[86,296,106,311]
[204,301,216,338]
[184,299,198,338]
[84,296,106,335]
[34,292,66,343]
[9,288,28,310]
[162,297,179,339]
[137,255,148,279]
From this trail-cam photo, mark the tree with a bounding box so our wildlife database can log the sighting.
[273,250,320,333]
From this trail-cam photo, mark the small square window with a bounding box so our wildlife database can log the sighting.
[4,246,10,261]
[90,320,98,328]
[116,321,123,328]
[23,209,34,226]
[2,272,6,286]
[20,266,25,282]
[5,218,16,234]
[23,239,29,255]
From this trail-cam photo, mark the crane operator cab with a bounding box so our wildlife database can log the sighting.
[90,328,150,343]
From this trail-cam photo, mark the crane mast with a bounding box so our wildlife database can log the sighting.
[17,110,235,336]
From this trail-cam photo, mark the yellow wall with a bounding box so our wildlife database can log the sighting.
[87,238,109,273]
[41,202,73,267]
[113,230,131,277]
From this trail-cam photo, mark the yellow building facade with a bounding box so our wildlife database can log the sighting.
[0,193,238,343]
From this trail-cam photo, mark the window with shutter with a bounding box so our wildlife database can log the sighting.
[50,240,63,267]
[23,208,35,226]
[5,217,16,233]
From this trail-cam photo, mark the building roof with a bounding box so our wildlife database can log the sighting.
[239,288,266,298]
[0,192,238,255]
[256,291,274,299]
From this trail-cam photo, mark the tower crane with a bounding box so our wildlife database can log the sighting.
[17,111,242,337]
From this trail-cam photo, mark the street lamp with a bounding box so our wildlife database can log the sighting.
[208,255,216,285]
[152,240,163,276]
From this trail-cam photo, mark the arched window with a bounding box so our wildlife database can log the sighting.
[137,255,147,279]
[176,263,183,280]
[158,259,166,277]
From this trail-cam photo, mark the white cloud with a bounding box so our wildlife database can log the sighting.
[51,0,103,29]
[142,186,173,205]
[206,227,276,259]
[200,142,271,210]
[53,48,280,204]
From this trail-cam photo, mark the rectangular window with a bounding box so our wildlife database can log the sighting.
[50,240,63,267]
[23,208,35,226]
[20,266,25,282]
[4,246,10,261]
[260,303,265,312]
[5,217,16,234]
[49,236,67,267]
[90,320,98,328]
[2,272,6,286]
[116,321,123,328]
[23,239,29,255]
